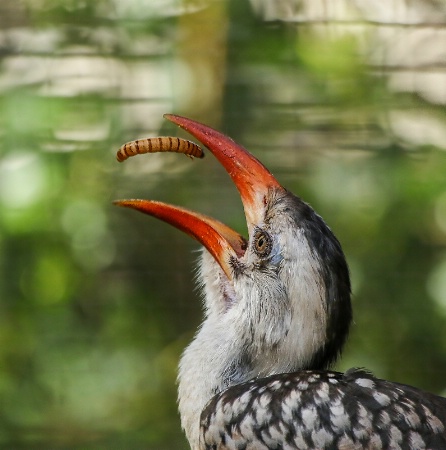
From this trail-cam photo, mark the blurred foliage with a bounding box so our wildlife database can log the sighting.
[1,0,446,448]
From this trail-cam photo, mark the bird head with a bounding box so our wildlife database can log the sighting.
[115,115,352,445]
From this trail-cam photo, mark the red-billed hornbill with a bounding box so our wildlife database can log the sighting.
[116,115,446,450]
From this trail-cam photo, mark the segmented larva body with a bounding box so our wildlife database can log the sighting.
[116,137,204,162]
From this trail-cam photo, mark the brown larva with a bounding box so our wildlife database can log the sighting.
[116,137,204,162]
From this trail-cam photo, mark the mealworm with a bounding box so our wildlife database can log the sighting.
[116,137,204,162]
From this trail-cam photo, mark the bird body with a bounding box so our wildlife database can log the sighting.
[116,115,446,449]
[201,369,446,449]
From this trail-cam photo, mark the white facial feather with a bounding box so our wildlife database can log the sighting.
[178,195,329,449]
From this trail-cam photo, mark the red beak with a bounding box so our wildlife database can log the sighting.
[114,115,283,280]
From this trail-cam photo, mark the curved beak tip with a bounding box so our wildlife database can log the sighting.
[116,115,285,280]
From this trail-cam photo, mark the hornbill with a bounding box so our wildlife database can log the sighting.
[115,115,446,449]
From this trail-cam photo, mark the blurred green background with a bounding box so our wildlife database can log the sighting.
[1,0,446,448]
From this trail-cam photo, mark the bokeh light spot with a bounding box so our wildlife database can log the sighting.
[0,152,46,209]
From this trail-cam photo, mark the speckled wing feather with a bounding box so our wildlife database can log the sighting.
[200,369,446,450]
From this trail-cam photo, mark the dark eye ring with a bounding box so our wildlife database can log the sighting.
[253,229,272,257]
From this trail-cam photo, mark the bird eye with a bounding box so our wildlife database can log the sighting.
[253,229,272,257]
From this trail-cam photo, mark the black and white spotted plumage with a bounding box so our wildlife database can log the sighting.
[201,369,446,449]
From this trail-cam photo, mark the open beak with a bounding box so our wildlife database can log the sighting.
[114,115,283,280]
